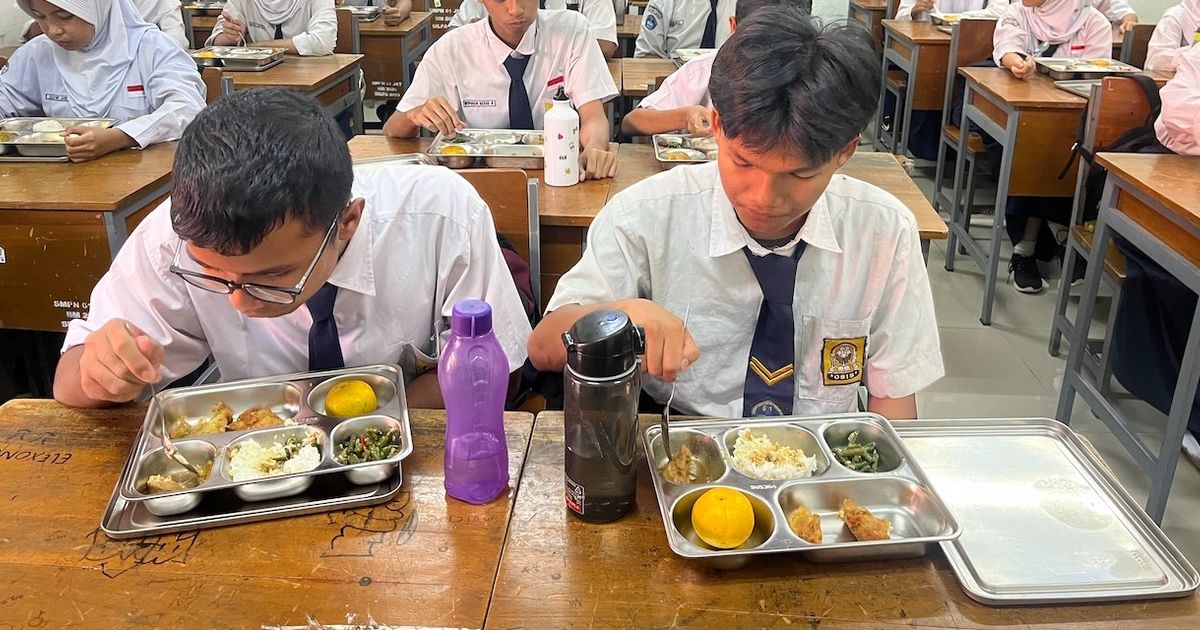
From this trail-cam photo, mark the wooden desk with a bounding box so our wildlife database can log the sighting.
[225,54,365,134]
[849,0,889,54]
[948,67,1087,325]
[0,144,176,332]
[1058,154,1200,524]
[616,14,642,58]
[0,400,534,627]
[357,11,434,99]
[875,19,951,156]
[487,412,1199,628]
[182,5,221,49]
[621,57,679,97]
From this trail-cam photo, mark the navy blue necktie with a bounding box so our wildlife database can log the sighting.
[273,23,284,40]
[742,244,805,417]
[503,54,535,130]
[306,283,345,371]
[701,0,718,48]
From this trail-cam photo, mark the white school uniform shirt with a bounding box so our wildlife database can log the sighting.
[894,0,998,21]
[131,0,189,47]
[63,163,533,385]
[1155,43,1200,156]
[637,51,713,111]
[449,0,617,45]
[992,4,1111,66]
[1145,5,1199,72]
[0,32,205,148]
[398,10,617,130]
[546,162,944,418]
[634,0,735,59]
[207,0,337,56]
[0,2,30,47]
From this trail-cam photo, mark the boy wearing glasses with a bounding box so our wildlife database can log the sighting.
[52,89,532,409]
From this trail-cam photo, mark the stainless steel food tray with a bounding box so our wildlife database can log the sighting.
[641,413,961,567]
[352,153,439,167]
[192,46,286,71]
[1053,79,1103,99]
[426,129,545,169]
[652,133,717,168]
[347,5,382,20]
[116,365,412,513]
[896,418,1199,605]
[672,47,712,68]
[0,117,116,159]
[1036,58,1139,81]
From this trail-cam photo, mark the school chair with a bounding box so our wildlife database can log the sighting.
[1048,76,1152,392]
[885,0,899,19]
[334,8,362,55]
[1118,23,1156,69]
[874,68,908,155]
[932,18,997,235]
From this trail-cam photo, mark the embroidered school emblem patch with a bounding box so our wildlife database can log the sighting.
[645,13,658,30]
[822,337,865,386]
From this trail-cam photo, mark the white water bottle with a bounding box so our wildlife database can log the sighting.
[543,86,580,188]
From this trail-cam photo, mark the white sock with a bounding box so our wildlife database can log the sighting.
[1013,240,1036,257]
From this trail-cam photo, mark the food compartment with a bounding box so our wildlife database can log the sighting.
[647,427,727,485]
[822,420,904,474]
[431,143,479,168]
[157,382,302,439]
[478,131,522,145]
[132,440,219,516]
[330,414,405,484]
[483,144,544,169]
[307,372,397,417]
[669,486,776,565]
[722,424,829,480]
[0,119,35,132]
[221,426,326,501]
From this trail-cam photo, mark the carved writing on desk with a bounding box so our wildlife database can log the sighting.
[321,493,417,558]
[80,528,201,579]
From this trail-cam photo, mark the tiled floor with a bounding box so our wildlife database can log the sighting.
[905,160,1200,567]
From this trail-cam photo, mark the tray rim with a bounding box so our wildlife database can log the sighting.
[894,417,1200,605]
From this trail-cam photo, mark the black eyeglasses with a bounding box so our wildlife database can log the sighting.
[169,213,341,305]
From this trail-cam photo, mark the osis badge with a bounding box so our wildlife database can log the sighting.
[822,337,865,386]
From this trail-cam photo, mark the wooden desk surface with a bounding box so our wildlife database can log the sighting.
[345,136,616,228]
[228,53,363,91]
[0,399,534,628]
[0,142,176,212]
[960,66,1088,109]
[607,58,622,91]
[617,15,642,39]
[1098,153,1200,233]
[621,57,680,97]
[486,412,1199,628]
[850,0,889,10]
[882,18,953,45]
[357,10,432,35]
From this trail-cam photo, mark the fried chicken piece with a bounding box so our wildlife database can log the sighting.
[838,498,892,541]
[787,505,823,544]
[169,401,233,439]
[228,405,286,432]
[144,461,213,494]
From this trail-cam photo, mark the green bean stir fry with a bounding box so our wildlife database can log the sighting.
[337,427,401,464]
[832,430,881,473]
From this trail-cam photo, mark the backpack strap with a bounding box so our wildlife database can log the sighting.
[1058,73,1162,180]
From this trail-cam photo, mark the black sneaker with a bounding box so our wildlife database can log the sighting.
[1070,258,1087,287]
[1009,253,1044,294]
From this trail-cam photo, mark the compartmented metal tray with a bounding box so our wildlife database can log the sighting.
[672,47,713,67]
[1036,58,1139,80]
[896,418,1199,605]
[192,46,286,71]
[347,5,382,20]
[114,365,412,519]
[352,153,439,167]
[0,117,116,159]
[652,133,717,168]
[1053,79,1103,98]
[641,413,961,567]
[426,129,545,169]
[929,12,962,25]
[184,1,226,9]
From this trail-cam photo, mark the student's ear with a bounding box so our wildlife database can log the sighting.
[728,16,736,34]
[711,107,723,137]
[337,198,366,242]
[831,136,859,171]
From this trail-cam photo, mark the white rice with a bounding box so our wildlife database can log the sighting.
[228,437,320,482]
[731,428,819,480]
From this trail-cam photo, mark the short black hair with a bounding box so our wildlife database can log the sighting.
[734,0,811,22]
[710,11,879,165]
[171,88,353,256]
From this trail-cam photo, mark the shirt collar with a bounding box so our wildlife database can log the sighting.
[484,15,539,65]
[325,202,377,297]
[708,170,844,258]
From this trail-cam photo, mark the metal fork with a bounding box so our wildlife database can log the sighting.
[660,303,692,459]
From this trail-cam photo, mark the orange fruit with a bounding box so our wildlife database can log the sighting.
[324,380,377,418]
[690,487,755,549]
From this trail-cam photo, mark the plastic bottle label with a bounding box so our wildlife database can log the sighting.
[565,474,585,515]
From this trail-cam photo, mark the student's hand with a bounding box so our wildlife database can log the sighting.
[580,145,618,180]
[913,0,935,16]
[1118,14,1138,35]
[406,96,465,136]
[684,105,713,137]
[63,127,135,162]
[614,298,700,383]
[78,320,165,404]
[216,11,247,45]
[1003,53,1036,79]
[382,6,405,26]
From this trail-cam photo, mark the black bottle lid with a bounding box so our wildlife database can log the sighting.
[562,309,645,379]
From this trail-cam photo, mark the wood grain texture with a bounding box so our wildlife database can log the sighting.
[960,67,1087,109]
[0,399,533,628]
[883,19,953,46]
[228,54,363,91]
[0,142,176,211]
[621,58,680,97]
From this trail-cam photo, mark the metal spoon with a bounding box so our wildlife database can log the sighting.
[126,322,202,478]
[660,303,692,461]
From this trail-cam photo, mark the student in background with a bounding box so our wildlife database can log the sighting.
[341,0,412,26]
[0,1,37,46]
[129,0,186,46]
[620,0,807,138]
[1145,0,1198,72]
[896,0,1006,21]
[207,0,336,56]
[634,0,736,59]
[386,0,618,180]
[450,0,618,59]
[1,0,206,162]
[1155,43,1200,155]
[994,0,1111,79]
[52,89,532,410]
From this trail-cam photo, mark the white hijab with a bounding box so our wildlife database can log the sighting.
[18,0,154,117]
[1020,0,1090,45]
[250,0,307,25]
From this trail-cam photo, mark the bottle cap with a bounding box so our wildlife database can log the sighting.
[562,309,645,378]
[450,299,493,337]
[553,86,569,101]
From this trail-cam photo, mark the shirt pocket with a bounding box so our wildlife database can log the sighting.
[794,314,872,411]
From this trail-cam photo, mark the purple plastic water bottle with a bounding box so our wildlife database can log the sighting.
[440,300,511,504]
